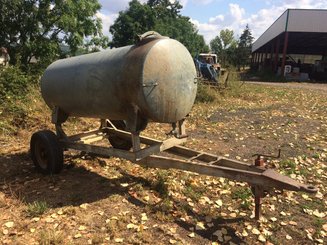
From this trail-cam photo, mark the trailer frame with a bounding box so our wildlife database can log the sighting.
[31,120,317,220]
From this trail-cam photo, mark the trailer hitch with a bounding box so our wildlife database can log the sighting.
[251,150,281,220]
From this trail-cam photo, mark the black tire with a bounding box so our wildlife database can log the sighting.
[30,130,64,174]
[108,120,132,150]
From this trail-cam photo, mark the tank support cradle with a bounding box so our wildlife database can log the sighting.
[58,123,317,220]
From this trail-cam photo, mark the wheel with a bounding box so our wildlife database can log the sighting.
[30,130,63,174]
[108,120,133,150]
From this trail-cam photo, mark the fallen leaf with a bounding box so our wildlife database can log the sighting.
[114,238,124,243]
[79,203,89,209]
[313,209,325,218]
[213,230,223,237]
[215,199,223,207]
[169,239,177,244]
[74,233,82,239]
[170,227,176,233]
[4,222,14,228]
[32,217,40,222]
[196,222,205,230]
[241,230,248,237]
[78,225,86,231]
[45,217,54,223]
[141,213,148,221]
[280,221,287,226]
[252,228,260,235]
[289,221,297,226]
[224,235,232,241]
[258,234,266,242]
[315,238,324,244]
[270,217,277,222]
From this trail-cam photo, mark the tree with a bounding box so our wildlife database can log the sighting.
[210,29,235,66]
[220,29,234,49]
[109,0,208,56]
[238,24,254,69]
[0,0,108,68]
[210,36,222,55]
[148,0,182,18]
[110,0,156,47]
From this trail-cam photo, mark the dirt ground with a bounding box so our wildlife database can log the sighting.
[246,81,327,94]
[0,83,326,244]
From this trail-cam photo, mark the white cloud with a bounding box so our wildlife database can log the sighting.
[96,0,327,44]
[96,12,118,36]
[229,3,244,21]
[193,3,246,43]
[194,0,327,45]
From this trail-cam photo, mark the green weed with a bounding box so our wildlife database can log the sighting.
[26,200,48,217]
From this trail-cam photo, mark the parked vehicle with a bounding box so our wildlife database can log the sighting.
[194,53,220,83]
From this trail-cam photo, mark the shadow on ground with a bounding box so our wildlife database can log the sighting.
[0,151,246,244]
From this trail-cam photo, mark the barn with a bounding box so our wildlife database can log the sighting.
[251,9,327,81]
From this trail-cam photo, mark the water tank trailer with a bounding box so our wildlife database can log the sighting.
[30,32,317,220]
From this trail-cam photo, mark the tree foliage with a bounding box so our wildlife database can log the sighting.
[238,24,254,69]
[210,25,254,69]
[109,0,209,56]
[210,29,235,66]
[220,29,234,49]
[110,0,156,47]
[0,0,108,68]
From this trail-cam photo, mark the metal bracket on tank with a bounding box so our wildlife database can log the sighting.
[167,119,187,139]
[52,107,68,139]
[51,107,68,125]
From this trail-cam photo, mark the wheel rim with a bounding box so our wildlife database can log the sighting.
[34,139,48,170]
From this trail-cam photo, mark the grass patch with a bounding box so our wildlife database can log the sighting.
[195,84,217,103]
[300,199,325,211]
[26,200,48,217]
[153,170,170,198]
[182,184,205,201]
[232,187,252,200]
[38,230,63,245]
[279,160,297,176]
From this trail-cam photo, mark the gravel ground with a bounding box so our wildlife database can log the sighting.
[246,81,327,94]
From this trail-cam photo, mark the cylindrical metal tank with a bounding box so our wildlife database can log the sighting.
[41,32,197,125]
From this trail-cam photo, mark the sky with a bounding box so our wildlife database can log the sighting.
[97,0,327,44]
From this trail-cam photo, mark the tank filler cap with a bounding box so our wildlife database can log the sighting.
[137,31,168,44]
